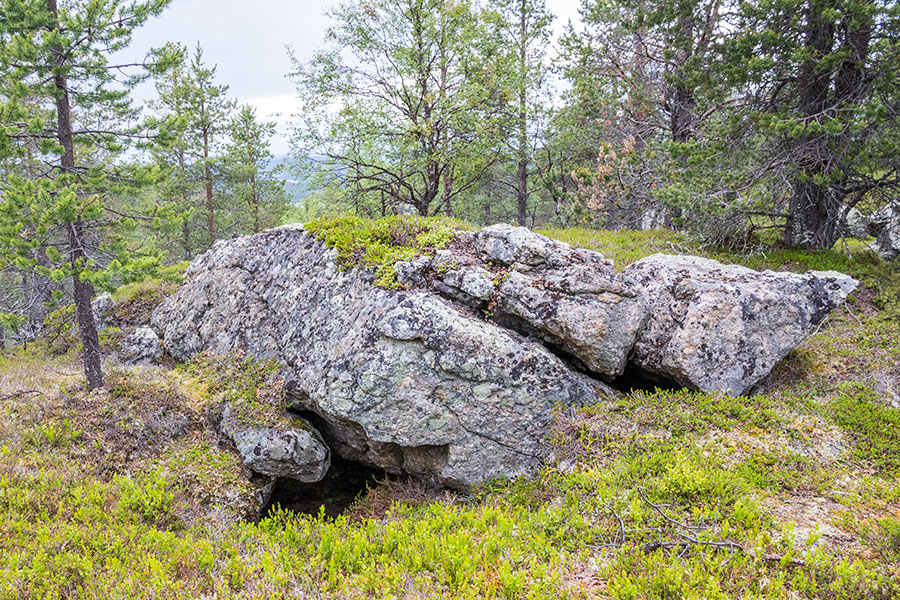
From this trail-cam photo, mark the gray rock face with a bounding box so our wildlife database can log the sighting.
[91,293,116,331]
[120,326,163,364]
[843,207,870,240]
[221,406,331,481]
[152,225,610,489]
[871,203,900,261]
[621,254,858,395]
[474,225,647,377]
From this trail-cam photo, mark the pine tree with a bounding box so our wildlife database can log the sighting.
[222,105,287,235]
[0,0,174,388]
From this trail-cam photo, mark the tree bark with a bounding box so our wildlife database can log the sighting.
[203,127,216,246]
[48,0,103,389]
[516,0,528,227]
[783,0,840,249]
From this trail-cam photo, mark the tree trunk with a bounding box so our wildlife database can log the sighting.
[49,0,103,389]
[177,151,191,260]
[203,128,216,246]
[783,0,839,249]
[442,168,453,217]
[251,172,260,233]
[516,0,528,227]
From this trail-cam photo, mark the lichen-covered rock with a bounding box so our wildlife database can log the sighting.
[220,405,330,481]
[870,203,900,261]
[622,254,858,395]
[843,207,870,240]
[91,293,117,331]
[475,225,648,377]
[120,326,163,364]
[152,225,611,489]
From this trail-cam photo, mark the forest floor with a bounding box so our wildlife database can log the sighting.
[1,227,899,599]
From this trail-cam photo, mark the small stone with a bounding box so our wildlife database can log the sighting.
[120,326,163,364]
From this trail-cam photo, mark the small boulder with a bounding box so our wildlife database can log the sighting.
[870,203,900,261]
[843,207,870,240]
[91,293,117,331]
[622,254,858,395]
[221,406,331,482]
[120,326,163,364]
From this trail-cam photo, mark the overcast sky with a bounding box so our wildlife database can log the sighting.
[127,0,584,155]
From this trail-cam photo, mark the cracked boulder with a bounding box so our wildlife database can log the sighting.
[475,224,648,377]
[622,254,858,395]
[152,225,612,489]
[398,224,649,377]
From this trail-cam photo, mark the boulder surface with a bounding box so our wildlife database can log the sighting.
[220,406,331,481]
[622,254,857,395]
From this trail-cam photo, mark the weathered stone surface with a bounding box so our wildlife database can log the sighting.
[152,225,611,489]
[220,406,331,482]
[622,254,858,395]
[91,293,116,331]
[843,207,870,240]
[120,326,163,364]
[870,203,900,261]
[478,226,647,377]
[430,224,648,377]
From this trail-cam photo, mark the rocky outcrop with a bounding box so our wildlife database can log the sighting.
[152,225,611,489]
[151,223,857,488]
[622,255,857,395]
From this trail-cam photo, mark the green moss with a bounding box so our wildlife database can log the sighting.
[179,352,284,426]
[111,278,180,326]
[536,227,689,271]
[829,382,900,474]
[306,214,469,288]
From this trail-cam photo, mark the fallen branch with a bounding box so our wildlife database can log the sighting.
[0,389,43,402]
[584,488,807,569]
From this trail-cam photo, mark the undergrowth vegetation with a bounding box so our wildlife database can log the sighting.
[1,224,898,599]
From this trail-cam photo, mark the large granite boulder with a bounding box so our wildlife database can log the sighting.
[621,254,858,395]
[151,225,611,489]
[151,223,858,487]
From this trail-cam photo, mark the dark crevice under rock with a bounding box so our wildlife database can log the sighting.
[261,456,390,518]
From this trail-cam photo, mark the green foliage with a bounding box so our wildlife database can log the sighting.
[306,214,467,287]
[179,352,284,425]
[290,0,518,217]
[24,418,82,450]
[614,388,782,435]
[830,383,900,475]
[116,470,175,524]
[734,450,833,493]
